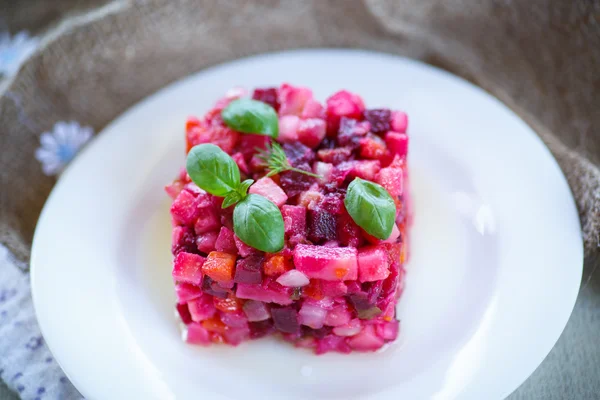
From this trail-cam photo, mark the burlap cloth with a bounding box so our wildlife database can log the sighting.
[0,0,598,398]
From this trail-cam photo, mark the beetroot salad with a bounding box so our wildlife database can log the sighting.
[165,84,410,354]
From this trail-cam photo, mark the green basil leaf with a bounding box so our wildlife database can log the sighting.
[222,191,242,209]
[237,179,254,198]
[233,194,284,252]
[186,144,240,196]
[221,99,279,138]
[344,178,396,240]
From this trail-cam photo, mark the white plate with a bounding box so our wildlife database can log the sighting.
[31,49,582,400]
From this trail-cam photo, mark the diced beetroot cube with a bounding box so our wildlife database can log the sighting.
[201,275,229,299]
[365,280,384,304]
[183,182,204,196]
[196,230,219,253]
[249,319,275,338]
[202,251,236,283]
[278,115,300,143]
[320,193,344,215]
[358,245,390,282]
[390,111,408,133]
[357,160,382,181]
[325,90,365,134]
[316,334,352,354]
[232,152,250,174]
[337,210,364,248]
[223,326,251,346]
[375,320,400,341]
[347,324,385,351]
[321,281,348,297]
[317,147,353,165]
[324,303,352,327]
[278,83,313,116]
[234,255,263,284]
[282,205,307,237]
[172,226,199,255]
[172,252,206,285]
[170,190,201,226]
[346,281,362,294]
[175,282,203,304]
[282,142,315,165]
[242,300,271,322]
[332,318,362,337]
[359,134,387,160]
[307,208,338,242]
[248,177,288,207]
[329,166,352,187]
[263,255,293,277]
[298,301,328,329]
[165,180,185,200]
[340,160,381,181]
[385,131,408,159]
[293,244,358,281]
[214,227,237,253]
[363,109,391,135]
[237,134,270,161]
[221,310,249,329]
[375,165,403,198]
[337,117,370,146]
[301,98,325,119]
[176,303,193,324]
[271,307,301,333]
[193,203,220,234]
[234,234,256,257]
[188,294,217,322]
[297,118,326,148]
[252,87,279,110]
[184,322,211,345]
[313,162,334,183]
[279,165,316,197]
[236,282,293,305]
[187,123,239,154]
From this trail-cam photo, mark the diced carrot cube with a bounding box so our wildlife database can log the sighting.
[303,279,324,300]
[263,255,293,276]
[202,251,236,283]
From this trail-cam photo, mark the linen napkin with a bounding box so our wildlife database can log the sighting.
[0,1,598,399]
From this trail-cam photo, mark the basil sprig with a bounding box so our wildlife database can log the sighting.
[186,144,284,253]
[186,144,240,196]
[221,99,279,138]
[344,178,396,240]
[233,194,284,252]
